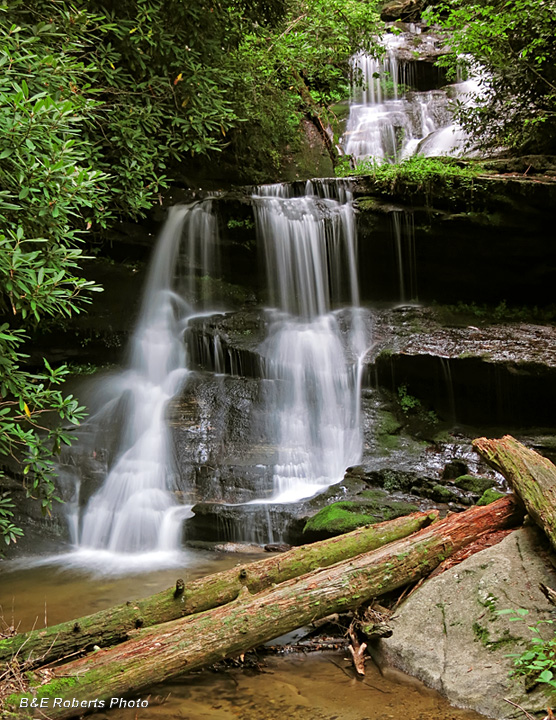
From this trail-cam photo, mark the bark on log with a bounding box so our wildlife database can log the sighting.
[0,510,438,668]
[473,434,556,551]
[5,497,522,719]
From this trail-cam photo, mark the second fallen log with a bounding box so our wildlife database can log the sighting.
[473,434,556,551]
[0,510,437,667]
[7,496,522,720]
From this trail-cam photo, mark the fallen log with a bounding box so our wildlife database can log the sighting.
[473,435,556,551]
[0,510,438,668]
[5,496,522,719]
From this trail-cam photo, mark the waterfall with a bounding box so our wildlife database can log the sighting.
[342,34,478,162]
[77,202,218,557]
[62,182,370,559]
[253,181,367,502]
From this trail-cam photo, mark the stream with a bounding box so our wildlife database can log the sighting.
[0,557,485,720]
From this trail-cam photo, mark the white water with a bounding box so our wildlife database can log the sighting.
[76,203,218,560]
[392,211,417,303]
[342,34,479,162]
[253,182,368,502]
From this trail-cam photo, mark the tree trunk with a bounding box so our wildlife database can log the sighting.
[290,67,338,164]
[0,510,438,668]
[473,434,556,551]
[5,496,522,719]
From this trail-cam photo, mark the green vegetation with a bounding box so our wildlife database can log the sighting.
[337,155,478,190]
[303,497,418,537]
[425,0,556,154]
[499,609,556,691]
[397,384,421,415]
[477,488,506,506]
[397,385,438,426]
[453,475,496,495]
[472,621,518,651]
[0,9,109,545]
[437,301,556,324]
[227,217,255,231]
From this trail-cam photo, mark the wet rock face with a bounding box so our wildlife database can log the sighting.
[371,307,556,427]
[376,526,556,719]
[184,502,307,545]
[355,203,556,308]
[186,312,267,379]
[168,373,277,503]
[183,305,556,429]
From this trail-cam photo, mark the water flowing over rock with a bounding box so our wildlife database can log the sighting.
[76,203,220,559]
[342,31,479,161]
[252,181,368,502]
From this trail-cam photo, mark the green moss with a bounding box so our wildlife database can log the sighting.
[473,622,490,645]
[479,593,499,614]
[472,622,520,651]
[477,488,506,506]
[430,484,460,503]
[303,502,379,535]
[36,676,79,698]
[360,489,388,501]
[375,409,404,453]
[378,433,402,451]
[377,410,403,436]
[454,474,496,494]
[303,498,418,537]
[354,196,384,212]
[6,677,81,711]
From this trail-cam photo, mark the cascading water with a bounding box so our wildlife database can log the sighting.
[253,181,368,502]
[342,32,478,162]
[76,202,219,561]
[392,211,417,303]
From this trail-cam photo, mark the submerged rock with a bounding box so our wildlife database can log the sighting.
[376,526,556,719]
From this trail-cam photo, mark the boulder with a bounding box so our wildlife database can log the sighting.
[381,0,425,22]
[376,526,556,718]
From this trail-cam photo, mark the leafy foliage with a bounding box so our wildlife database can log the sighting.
[5,0,382,200]
[424,0,556,153]
[499,609,556,693]
[223,0,382,179]
[337,154,477,185]
[0,15,106,545]
[438,300,556,324]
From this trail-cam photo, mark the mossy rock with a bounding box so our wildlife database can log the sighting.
[477,488,506,506]
[454,474,496,495]
[303,498,418,540]
[418,483,462,504]
[376,409,404,437]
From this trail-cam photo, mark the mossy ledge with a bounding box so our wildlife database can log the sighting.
[303,497,419,541]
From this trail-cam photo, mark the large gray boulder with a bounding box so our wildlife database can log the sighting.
[376,526,556,718]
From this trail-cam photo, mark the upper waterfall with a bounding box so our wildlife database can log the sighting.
[342,31,478,162]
